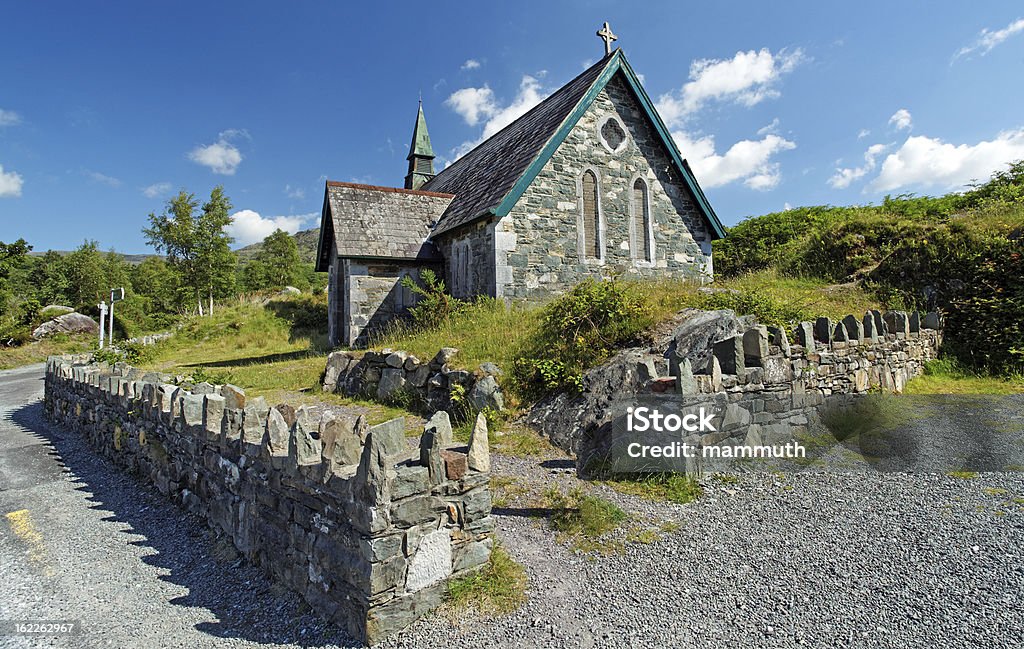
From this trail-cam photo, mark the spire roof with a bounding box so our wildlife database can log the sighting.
[408,101,434,160]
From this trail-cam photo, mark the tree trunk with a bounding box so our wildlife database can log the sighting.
[209,289,214,316]
[197,290,203,317]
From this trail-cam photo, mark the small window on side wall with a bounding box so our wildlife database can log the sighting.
[581,170,601,260]
[632,178,651,262]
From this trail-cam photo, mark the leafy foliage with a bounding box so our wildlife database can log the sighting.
[143,186,237,315]
[398,269,468,328]
[715,160,1024,375]
[511,278,651,399]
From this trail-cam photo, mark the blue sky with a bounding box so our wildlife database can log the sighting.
[2,1,1024,253]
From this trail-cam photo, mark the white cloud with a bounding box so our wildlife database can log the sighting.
[673,130,796,190]
[954,18,1024,61]
[783,202,793,211]
[889,108,912,131]
[757,118,781,136]
[225,210,316,246]
[829,143,889,189]
[0,109,21,127]
[284,184,305,200]
[446,86,497,127]
[656,48,805,125]
[142,182,171,198]
[85,170,121,187]
[858,129,871,139]
[0,164,24,197]
[446,75,549,160]
[461,59,481,71]
[188,129,247,175]
[870,129,1024,192]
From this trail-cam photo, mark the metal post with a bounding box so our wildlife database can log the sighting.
[108,287,124,346]
[98,302,107,348]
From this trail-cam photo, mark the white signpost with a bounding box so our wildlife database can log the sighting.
[97,301,107,348]
[108,288,124,345]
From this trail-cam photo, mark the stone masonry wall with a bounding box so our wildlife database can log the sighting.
[529,309,943,473]
[44,356,493,645]
[496,74,713,301]
[323,347,505,417]
[342,260,441,348]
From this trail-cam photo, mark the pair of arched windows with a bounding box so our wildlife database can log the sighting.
[580,171,652,263]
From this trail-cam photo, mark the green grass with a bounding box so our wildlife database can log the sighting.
[445,542,527,616]
[947,470,979,480]
[137,298,421,426]
[370,298,541,389]
[904,359,1024,395]
[603,473,703,505]
[545,487,627,553]
[0,334,95,370]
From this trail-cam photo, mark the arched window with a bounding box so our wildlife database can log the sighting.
[581,170,600,260]
[632,178,651,262]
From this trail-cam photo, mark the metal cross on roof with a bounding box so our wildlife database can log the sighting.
[596,21,618,57]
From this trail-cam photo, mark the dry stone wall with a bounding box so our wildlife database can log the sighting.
[529,309,943,473]
[323,347,505,417]
[44,356,493,645]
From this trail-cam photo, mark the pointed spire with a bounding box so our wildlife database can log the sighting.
[405,101,435,189]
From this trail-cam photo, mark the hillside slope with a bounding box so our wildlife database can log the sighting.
[236,227,320,263]
[713,161,1024,374]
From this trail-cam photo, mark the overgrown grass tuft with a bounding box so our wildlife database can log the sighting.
[603,473,703,505]
[445,542,527,616]
[545,488,627,553]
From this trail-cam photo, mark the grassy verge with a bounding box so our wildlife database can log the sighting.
[603,473,703,505]
[904,359,1024,395]
[445,542,527,616]
[0,334,95,370]
[545,487,627,554]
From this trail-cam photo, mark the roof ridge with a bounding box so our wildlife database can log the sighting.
[326,180,453,199]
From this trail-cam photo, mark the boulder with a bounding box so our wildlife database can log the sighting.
[666,309,745,372]
[31,312,99,339]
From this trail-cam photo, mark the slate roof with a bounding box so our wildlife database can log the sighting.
[317,182,452,266]
[422,56,613,236]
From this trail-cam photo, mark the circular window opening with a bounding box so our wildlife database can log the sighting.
[600,117,627,153]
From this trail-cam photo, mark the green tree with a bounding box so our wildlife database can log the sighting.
[143,186,236,315]
[245,228,302,291]
[0,238,32,318]
[31,250,71,306]
[63,241,107,308]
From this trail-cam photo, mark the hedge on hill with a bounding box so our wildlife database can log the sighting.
[712,160,1024,375]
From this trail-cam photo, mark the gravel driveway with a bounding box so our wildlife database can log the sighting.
[2,364,1023,648]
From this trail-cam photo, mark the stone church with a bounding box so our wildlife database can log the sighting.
[316,28,725,347]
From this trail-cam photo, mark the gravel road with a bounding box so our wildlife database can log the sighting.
[2,364,1024,648]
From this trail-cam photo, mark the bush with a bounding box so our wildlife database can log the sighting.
[511,278,650,399]
[399,269,468,328]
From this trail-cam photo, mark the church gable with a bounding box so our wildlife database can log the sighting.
[492,69,717,299]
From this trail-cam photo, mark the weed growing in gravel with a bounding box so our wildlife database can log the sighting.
[545,488,628,554]
[490,476,529,508]
[625,526,660,544]
[603,473,703,505]
[492,426,559,457]
[711,473,740,486]
[948,470,979,479]
[446,542,526,615]
[984,487,1009,496]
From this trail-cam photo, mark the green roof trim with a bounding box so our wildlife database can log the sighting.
[408,101,434,160]
[491,50,726,240]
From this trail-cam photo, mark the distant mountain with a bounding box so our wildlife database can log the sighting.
[235,227,320,264]
[28,250,158,265]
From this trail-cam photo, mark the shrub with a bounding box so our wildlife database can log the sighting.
[399,269,468,328]
[511,278,650,399]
